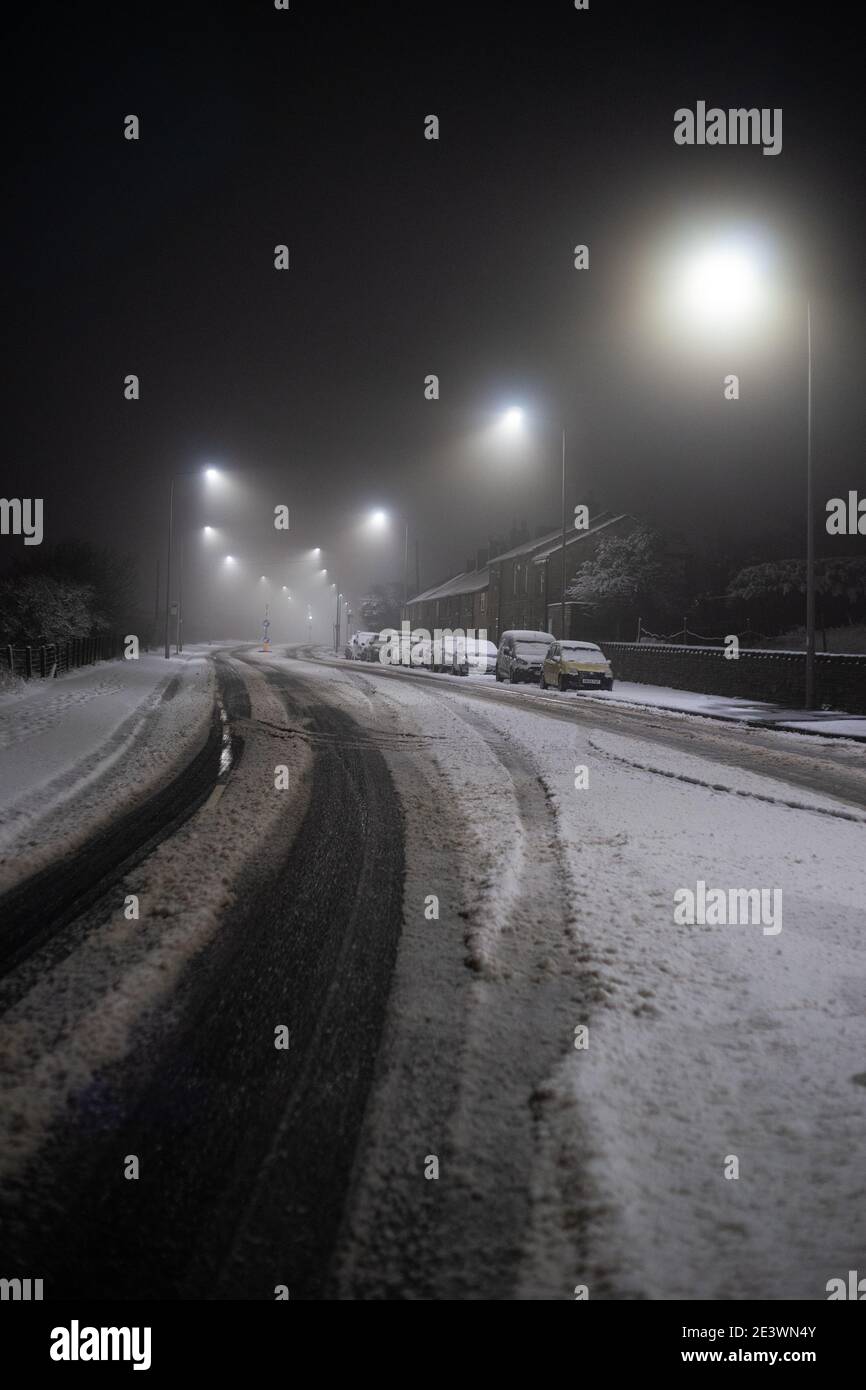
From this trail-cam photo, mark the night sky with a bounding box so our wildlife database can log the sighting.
[4,1,864,635]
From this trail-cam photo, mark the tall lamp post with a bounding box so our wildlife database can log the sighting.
[501,409,571,639]
[368,509,412,615]
[334,588,344,652]
[805,300,815,708]
[164,467,219,658]
[674,243,816,707]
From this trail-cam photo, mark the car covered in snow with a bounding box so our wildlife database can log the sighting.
[347,631,378,660]
[539,640,613,692]
[361,632,389,662]
[422,633,497,676]
[494,629,555,684]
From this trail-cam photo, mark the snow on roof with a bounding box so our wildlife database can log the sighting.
[405,513,634,605]
[503,629,555,643]
[406,566,490,606]
[489,510,622,564]
[530,512,632,563]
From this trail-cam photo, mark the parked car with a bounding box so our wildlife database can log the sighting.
[494,629,554,684]
[458,636,498,676]
[539,640,614,692]
[348,631,377,660]
[425,634,498,675]
[361,632,387,662]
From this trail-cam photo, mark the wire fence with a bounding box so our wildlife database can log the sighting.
[636,619,770,647]
[3,633,123,680]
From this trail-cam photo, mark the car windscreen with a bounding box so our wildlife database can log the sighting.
[561,644,604,659]
[515,641,550,657]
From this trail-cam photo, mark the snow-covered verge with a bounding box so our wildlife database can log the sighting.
[0,655,215,892]
[593,680,866,740]
[0,654,314,1183]
[306,654,866,1300]
[335,649,866,739]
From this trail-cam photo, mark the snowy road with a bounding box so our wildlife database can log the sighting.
[0,644,864,1300]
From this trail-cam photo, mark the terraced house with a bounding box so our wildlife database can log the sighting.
[404,511,638,642]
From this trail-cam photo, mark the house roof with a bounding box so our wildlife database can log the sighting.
[489,510,625,564]
[530,512,632,563]
[404,512,636,605]
[406,565,490,606]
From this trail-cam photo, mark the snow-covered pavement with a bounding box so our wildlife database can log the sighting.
[0,654,214,891]
[340,651,866,740]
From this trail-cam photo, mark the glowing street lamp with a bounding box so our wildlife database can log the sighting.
[676,244,762,328]
[165,466,220,659]
[673,235,815,705]
[499,406,570,639]
[368,506,412,611]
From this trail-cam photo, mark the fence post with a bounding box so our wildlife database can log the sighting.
[636,616,642,644]
[6,645,12,673]
[25,646,33,678]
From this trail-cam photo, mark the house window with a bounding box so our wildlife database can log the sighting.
[480,591,487,616]
[523,566,529,595]
[512,565,520,596]
[538,569,545,595]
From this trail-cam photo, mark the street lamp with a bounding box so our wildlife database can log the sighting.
[674,238,815,706]
[164,467,218,658]
[368,507,412,611]
[334,589,344,652]
[500,408,570,639]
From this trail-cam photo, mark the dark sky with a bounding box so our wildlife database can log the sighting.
[4,1,865,637]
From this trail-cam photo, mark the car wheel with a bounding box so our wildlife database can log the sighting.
[495,668,503,682]
[558,673,567,692]
[510,668,518,683]
[539,672,546,689]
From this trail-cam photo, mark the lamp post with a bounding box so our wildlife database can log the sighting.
[176,533,183,653]
[164,476,175,658]
[559,425,567,640]
[165,468,219,658]
[501,409,570,638]
[334,589,344,652]
[805,300,815,709]
[368,509,412,615]
[673,242,816,706]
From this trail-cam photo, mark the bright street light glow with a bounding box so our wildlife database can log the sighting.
[205,467,220,481]
[203,525,214,534]
[502,406,524,431]
[312,547,321,556]
[676,242,762,327]
[370,509,388,527]
[260,575,267,582]
[224,555,234,563]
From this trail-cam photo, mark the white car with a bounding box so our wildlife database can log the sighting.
[348,631,377,660]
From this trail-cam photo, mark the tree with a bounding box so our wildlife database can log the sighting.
[727,557,866,643]
[15,541,139,632]
[566,526,687,637]
[358,582,403,630]
[0,574,96,644]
